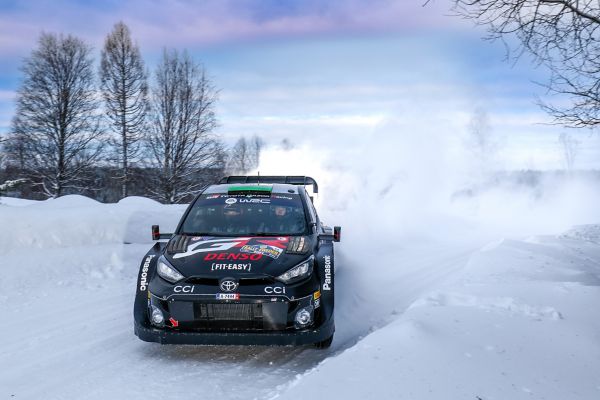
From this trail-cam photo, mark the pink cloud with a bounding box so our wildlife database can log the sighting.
[0,0,464,56]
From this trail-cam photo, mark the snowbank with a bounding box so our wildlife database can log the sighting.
[278,226,600,400]
[0,195,186,252]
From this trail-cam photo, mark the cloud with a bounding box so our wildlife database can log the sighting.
[0,0,462,56]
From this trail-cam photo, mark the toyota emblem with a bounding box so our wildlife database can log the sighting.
[220,278,238,292]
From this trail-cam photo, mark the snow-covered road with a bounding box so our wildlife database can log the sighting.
[0,196,487,400]
[1,194,599,400]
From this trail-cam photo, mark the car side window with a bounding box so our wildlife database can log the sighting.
[302,188,318,225]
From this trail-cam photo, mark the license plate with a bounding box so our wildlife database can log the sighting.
[216,293,240,300]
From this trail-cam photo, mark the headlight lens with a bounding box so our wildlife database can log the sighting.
[276,255,314,284]
[157,256,184,283]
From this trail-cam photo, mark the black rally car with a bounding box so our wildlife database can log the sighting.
[133,176,340,347]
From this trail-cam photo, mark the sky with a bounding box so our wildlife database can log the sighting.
[0,0,598,170]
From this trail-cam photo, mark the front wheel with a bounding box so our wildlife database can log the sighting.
[314,334,333,349]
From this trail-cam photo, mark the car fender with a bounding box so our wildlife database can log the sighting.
[315,240,335,323]
[133,243,164,325]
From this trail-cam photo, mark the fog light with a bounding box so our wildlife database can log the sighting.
[151,306,164,325]
[295,306,313,328]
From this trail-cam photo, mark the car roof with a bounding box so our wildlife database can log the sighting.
[203,183,302,195]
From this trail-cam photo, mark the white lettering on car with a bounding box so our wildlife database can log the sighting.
[211,263,252,271]
[323,255,332,291]
[174,285,195,293]
[139,255,155,291]
[264,286,286,294]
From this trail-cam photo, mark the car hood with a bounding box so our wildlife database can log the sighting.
[163,235,313,279]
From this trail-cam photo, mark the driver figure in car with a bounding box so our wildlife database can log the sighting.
[270,205,293,233]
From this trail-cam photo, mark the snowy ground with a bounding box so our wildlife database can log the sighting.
[1,186,600,399]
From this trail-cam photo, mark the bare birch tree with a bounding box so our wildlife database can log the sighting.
[558,131,579,171]
[100,22,148,198]
[147,49,221,203]
[465,108,500,182]
[452,0,600,127]
[9,33,102,197]
[226,135,264,174]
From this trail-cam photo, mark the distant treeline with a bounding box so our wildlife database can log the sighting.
[0,22,264,203]
[0,166,226,203]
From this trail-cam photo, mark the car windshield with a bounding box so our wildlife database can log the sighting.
[180,193,308,236]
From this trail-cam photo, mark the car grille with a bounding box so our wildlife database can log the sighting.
[169,301,288,331]
[195,303,262,321]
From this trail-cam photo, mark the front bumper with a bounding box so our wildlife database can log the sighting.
[134,316,334,345]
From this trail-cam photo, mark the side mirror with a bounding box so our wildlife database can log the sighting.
[152,225,160,240]
[152,225,174,240]
[333,226,341,242]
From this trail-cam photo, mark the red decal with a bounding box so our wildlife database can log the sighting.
[203,253,262,261]
[169,317,179,327]
[257,239,288,249]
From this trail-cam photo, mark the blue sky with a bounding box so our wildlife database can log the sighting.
[0,0,598,169]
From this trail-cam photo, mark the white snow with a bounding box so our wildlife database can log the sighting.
[1,156,600,399]
[278,231,600,400]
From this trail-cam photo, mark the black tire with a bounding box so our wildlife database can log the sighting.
[314,334,333,349]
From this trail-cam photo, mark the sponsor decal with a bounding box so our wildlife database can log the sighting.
[191,236,207,242]
[206,194,220,199]
[211,263,252,271]
[216,293,240,300]
[323,255,332,291]
[225,198,237,204]
[264,286,286,294]
[240,244,283,259]
[173,237,251,259]
[272,195,293,200]
[257,238,288,249]
[174,285,195,293]
[239,198,270,204]
[169,317,179,327]
[314,290,321,300]
[139,254,155,291]
[314,298,321,308]
[219,279,239,292]
[204,252,262,261]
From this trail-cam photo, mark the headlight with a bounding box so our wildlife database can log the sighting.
[157,256,184,283]
[276,256,314,284]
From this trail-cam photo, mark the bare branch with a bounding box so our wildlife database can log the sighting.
[7,32,103,198]
[452,0,600,127]
[146,49,223,203]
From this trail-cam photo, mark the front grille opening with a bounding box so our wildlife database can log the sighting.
[187,303,264,330]
[195,303,263,321]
